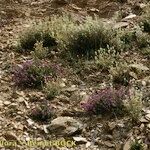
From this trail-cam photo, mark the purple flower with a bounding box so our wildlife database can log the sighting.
[81,86,129,115]
[12,60,65,87]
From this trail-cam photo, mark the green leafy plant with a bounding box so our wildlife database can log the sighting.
[130,139,144,150]
[18,26,57,52]
[12,60,61,88]
[94,48,118,71]
[141,10,150,33]
[31,41,49,59]
[29,101,52,122]
[65,17,118,59]
[136,31,150,48]
[125,89,143,123]
[140,46,150,57]
[117,29,136,50]
[110,62,132,86]
[43,81,61,100]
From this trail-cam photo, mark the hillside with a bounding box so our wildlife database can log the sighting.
[0,0,150,150]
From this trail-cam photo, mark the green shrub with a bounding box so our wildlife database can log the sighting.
[136,31,150,48]
[140,46,150,57]
[140,6,150,33]
[29,101,52,122]
[141,14,150,33]
[31,41,49,59]
[17,15,77,52]
[65,17,118,59]
[94,48,117,71]
[117,29,136,50]
[110,62,132,86]
[43,81,61,100]
[124,90,143,123]
[130,139,144,150]
[18,27,57,51]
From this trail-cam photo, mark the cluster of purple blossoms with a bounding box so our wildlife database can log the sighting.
[81,86,129,115]
[12,60,64,87]
[12,60,34,87]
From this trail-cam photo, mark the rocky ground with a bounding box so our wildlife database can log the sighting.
[0,0,150,150]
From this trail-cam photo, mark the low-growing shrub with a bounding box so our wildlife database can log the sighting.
[140,46,150,57]
[94,48,118,71]
[81,86,129,115]
[115,28,137,51]
[31,41,49,59]
[29,101,52,122]
[43,81,61,100]
[65,17,119,59]
[138,5,150,33]
[124,90,143,123]
[18,27,57,51]
[109,62,132,86]
[130,139,144,150]
[12,60,63,88]
[136,31,150,48]
[142,18,150,33]
[17,15,77,52]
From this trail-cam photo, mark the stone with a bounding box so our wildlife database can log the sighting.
[139,124,145,131]
[139,3,146,9]
[123,137,134,150]
[43,125,49,134]
[3,132,19,141]
[104,141,115,148]
[65,87,77,92]
[79,91,87,96]
[140,117,149,123]
[27,118,34,126]
[108,122,116,131]
[3,101,11,105]
[47,117,83,136]
[86,142,91,148]
[17,97,25,103]
[71,4,82,11]
[89,8,99,13]
[144,110,150,114]
[0,100,3,106]
[147,124,150,129]
[60,82,66,87]
[114,22,129,29]
[73,137,87,144]
[145,114,150,121]
[122,14,136,21]
[129,63,149,71]
[141,80,146,86]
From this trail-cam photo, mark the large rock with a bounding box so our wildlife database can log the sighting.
[47,117,83,136]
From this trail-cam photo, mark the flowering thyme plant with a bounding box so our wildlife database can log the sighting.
[81,86,129,115]
[12,60,64,88]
